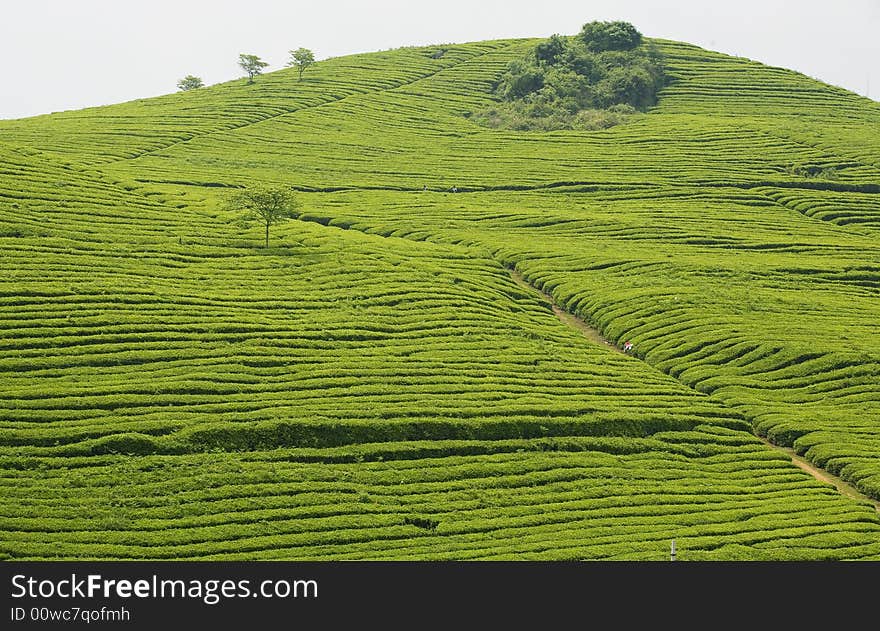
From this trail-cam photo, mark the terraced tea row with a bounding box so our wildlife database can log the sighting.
[5,144,879,558]
[0,41,517,164]
[0,206,745,457]
[90,39,880,199]
[3,433,879,560]
[271,186,880,501]
[654,40,880,119]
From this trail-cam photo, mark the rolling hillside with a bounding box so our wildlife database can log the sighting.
[1,36,879,560]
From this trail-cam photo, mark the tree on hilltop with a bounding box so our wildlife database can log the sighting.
[227,185,299,248]
[580,21,643,52]
[287,48,316,81]
[481,20,664,131]
[177,75,204,91]
[239,54,269,84]
[534,35,567,65]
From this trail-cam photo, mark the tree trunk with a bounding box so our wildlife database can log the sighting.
[265,221,269,248]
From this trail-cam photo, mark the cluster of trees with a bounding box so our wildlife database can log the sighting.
[177,48,316,91]
[475,21,665,131]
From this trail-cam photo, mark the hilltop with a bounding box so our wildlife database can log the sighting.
[1,33,879,560]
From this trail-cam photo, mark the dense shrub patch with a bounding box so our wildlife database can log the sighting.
[472,21,665,130]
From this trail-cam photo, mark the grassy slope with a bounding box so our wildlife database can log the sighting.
[1,39,879,559]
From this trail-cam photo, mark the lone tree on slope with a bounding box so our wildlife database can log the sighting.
[287,48,316,81]
[239,54,269,83]
[227,185,299,248]
[177,75,204,91]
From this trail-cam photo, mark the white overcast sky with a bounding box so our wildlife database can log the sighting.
[1,0,878,119]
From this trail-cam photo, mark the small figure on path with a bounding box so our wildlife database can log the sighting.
[623,341,634,353]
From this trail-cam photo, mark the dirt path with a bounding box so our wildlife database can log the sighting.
[759,438,880,512]
[508,267,880,513]
[508,269,624,354]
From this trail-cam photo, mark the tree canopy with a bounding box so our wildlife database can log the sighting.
[176,75,204,91]
[580,21,643,52]
[287,48,316,81]
[239,54,269,84]
[227,186,298,248]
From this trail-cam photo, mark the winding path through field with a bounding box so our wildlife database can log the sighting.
[767,440,880,512]
[286,212,879,514]
[508,268,880,514]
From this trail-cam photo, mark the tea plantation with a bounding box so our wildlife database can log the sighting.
[1,36,879,559]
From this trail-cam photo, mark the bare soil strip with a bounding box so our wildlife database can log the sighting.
[759,438,880,512]
[508,269,623,354]
[508,267,880,512]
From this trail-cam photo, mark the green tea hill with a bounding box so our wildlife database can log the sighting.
[1,35,879,560]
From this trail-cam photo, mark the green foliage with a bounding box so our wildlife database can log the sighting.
[226,185,299,247]
[534,34,567,65]
[287,47,316,81]
[485,22,664,131]
[238,53,269,83]
[404,516,440,531]
[470,104,634,132]
[787,162,841,179]
[89,433,161,456]
[177,75,204,91]
[496,59,545,100]
[579,20,643,52]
